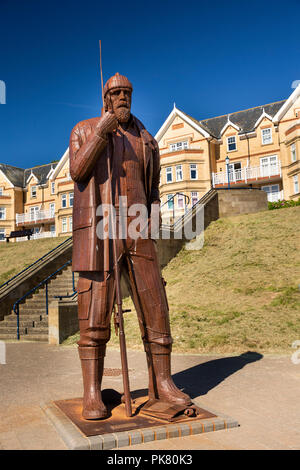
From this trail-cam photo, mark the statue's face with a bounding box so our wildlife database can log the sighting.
[107,87,132,123]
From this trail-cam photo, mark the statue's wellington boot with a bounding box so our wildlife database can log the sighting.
[78,345,107,420]
[146,343,192,406]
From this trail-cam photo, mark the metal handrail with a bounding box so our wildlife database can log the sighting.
[54,271,77,300]
[0,236,72,291]
[161,188,215,230]
[13,259,72,340]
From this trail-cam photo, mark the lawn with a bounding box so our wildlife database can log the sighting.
[0,236,70,286]
[64,206,300,354]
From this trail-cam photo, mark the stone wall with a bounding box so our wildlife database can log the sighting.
[217,188,268,218]
[48,300,78,345]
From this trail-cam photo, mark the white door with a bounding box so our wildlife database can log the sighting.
[262,184,280,202]
[260,156,278,177]
[30,206,39,221]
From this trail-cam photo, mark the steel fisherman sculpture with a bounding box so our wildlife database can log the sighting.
[69,73,192,420]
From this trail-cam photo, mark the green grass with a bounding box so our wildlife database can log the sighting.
[64,206,300,354]
[0,236,69,286]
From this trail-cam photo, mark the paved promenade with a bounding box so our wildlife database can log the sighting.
[0,342,299,450]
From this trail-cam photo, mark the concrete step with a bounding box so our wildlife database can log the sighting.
[18,307,47,315]
[1,314,48,324]
[0,319,48,329]
[19,335,49,342]
[23,326,48,334]
[0,333,19,340]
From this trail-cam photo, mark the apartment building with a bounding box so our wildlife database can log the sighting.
[0,84,299,239]
[0,149,73,241]
[156,84,300,221]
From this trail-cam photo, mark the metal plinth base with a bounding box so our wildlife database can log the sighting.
[42,389,239,450]
[54,389,215,437]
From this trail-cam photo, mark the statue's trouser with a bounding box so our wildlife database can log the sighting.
[76,238,191,419]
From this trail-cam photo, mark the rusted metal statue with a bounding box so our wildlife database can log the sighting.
[69,73,191,420]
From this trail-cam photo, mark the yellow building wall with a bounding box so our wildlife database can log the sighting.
[54,158,73,237]
[277,95,300,199]
[158,115,211,217]
[217,118,280,173]
[0,173,19,238]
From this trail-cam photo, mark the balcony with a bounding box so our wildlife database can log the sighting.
[212,162,281,187]
[16,209,55,226]
[16,231,57,242]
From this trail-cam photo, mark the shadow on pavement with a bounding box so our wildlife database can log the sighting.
[172,351,263,399]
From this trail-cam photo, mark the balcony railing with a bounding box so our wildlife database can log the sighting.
[16,209,55,225]
[212,162,281,187]
[265,189,284,203]
[16,231,56,242]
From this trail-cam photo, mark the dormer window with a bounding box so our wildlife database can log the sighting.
[227,136,237,152]
[169,141,188,152]
[31,186,37,198]
[261,128,272,145]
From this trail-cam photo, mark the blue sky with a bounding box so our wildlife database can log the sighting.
[0,0,299,168]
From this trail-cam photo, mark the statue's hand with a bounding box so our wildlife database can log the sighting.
[96,112,118,137]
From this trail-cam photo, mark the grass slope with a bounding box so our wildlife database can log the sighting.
[0,237,69,286]
[99,206,300,354]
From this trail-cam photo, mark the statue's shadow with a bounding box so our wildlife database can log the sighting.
[132,351,263,400]
[173,351,263,399]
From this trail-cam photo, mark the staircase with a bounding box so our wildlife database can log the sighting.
[0,266,78,342]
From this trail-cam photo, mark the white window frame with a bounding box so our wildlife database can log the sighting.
[190,164,197,180]
[69,216,73,232]
[50,224,56,234]
[62,217,68,233]
[51,181,55,195]
[167,194,174,210]
[293,175,299,194]
[50,203,55,217]
[261,127,272,145]
[61,194,67,208]
[0,228,5,241]
[69,192,74,207]
[31,185,37,198]
[191,191,198,206]
[291,143,297,163]
[166,167,173,184]
[177,194,184,209]
[0,207,6,220]
[175,165,183,182]
[0,187,3,196]
[227,136,237,152]
[169,141,188,152]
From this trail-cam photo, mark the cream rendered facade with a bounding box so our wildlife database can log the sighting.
[0,84,299,240]
[156,85,300,221]
[0,151,74,241]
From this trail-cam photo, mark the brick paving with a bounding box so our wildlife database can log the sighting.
[0,342,299,450]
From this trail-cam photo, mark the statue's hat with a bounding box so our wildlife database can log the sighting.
[103,73,132,97]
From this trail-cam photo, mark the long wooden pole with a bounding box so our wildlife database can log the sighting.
[99,41,132,417]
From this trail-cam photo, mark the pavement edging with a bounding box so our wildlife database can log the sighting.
[41,400,239,450]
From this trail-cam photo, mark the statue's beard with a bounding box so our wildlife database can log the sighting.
[115,106,131,123]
